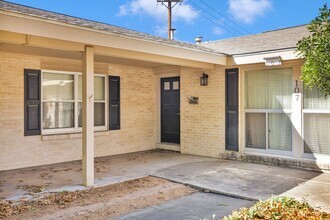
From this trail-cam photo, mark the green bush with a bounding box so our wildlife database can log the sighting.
[222,196,330,220]
[296,4,330,96]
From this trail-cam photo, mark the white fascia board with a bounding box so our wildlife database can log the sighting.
[231,49,302,65]
[0,12,227,65]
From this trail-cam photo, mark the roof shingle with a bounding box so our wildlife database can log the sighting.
[0,1,311,56]
[203,25,310,55]
[0,1,224,55]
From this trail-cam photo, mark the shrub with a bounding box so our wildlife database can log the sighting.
[222,196,330,220]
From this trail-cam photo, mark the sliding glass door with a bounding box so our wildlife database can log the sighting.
[244,68,293,152]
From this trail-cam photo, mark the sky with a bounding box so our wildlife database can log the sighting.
[5,0,330,43]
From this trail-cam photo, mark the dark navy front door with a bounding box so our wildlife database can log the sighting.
[161,77,180,144]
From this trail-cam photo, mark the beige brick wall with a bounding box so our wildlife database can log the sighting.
[180,65,226,157]
[0,51,155,171]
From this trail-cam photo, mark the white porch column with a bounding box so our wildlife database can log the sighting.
[82,45,94,186]
[292,65,303,158]
[292,92,303,158]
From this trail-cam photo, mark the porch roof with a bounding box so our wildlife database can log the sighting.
[0,1,224,56]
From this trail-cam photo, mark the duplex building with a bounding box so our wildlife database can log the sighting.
[0,1,329,185]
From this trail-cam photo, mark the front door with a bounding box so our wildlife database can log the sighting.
[161,77,180,144]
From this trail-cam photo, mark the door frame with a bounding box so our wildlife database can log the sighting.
[155,72,181,150]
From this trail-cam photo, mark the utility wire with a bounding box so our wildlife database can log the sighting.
[153,2,159,18]
[198,0,251,34]
[185,4,238,36]
[161,3,167,21]
[189,0,247,36]
[173,2,180,17]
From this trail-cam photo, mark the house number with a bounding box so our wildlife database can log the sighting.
[295,94,300,101]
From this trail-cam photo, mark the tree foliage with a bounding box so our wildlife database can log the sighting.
[296,4,330,96]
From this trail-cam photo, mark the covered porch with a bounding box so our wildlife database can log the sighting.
[0,12,226,186]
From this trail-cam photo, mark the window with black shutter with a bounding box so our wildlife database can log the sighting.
[24,69,41,136]
[109,76,120,130]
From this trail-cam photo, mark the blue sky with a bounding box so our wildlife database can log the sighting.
[6,0,330,43]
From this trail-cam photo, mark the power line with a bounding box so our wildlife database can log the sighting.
[198,0,251,34]
[185,2,241,37]
[173,2,181,17]
[188,0,248,36]
[153,2,159,18]
[188,1,244,36]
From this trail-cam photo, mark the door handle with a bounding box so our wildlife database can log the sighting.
[176,112,180,116]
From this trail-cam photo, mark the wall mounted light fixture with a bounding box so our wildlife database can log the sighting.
[264,56,282,66]
[200,72,208,86]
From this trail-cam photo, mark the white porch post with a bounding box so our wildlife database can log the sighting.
[82,45,94,186]
[292,65,303,158]
[292,92,303,158]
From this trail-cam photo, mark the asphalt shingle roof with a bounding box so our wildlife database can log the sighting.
[203,25,310,55]
[0,1,311,56]
[0,1,224,55]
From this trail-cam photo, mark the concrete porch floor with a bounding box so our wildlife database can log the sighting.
[0,150,216,200]
[1,150,330,212]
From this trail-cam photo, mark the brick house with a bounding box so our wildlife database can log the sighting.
[0,1,329,185]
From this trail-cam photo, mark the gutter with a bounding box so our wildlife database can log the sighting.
[231,47,298,57]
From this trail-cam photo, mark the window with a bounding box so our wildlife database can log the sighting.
[41,71,107,133]
[42,72,74,129]
[303,88,330,155]
[78,75,106,128]
[244,68,292,152]
[25,69,120,135]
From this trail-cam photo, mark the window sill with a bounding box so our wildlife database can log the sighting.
[244,148,293,157]
[41,129,112,141]
[303,153,330,161]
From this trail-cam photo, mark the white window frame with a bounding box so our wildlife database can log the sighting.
[41,70,108,135]
[244,110,293,155]
[302,90,330,158]
[77,73,108,132]
[242,68,294,156]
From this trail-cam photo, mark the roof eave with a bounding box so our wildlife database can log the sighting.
[230,47,298,56]
[0,9,227,58]
[228,48,304,65]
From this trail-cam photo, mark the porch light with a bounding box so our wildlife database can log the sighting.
[264,56,282,66]
[200,72,208,86]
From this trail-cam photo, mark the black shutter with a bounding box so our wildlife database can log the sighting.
[109,76,120,130]
[225,68,239,151]
[24,69,41,136]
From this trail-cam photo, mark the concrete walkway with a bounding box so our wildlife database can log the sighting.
[1,150,329,213]
[151,159,330,212]
[118,193,254,220]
